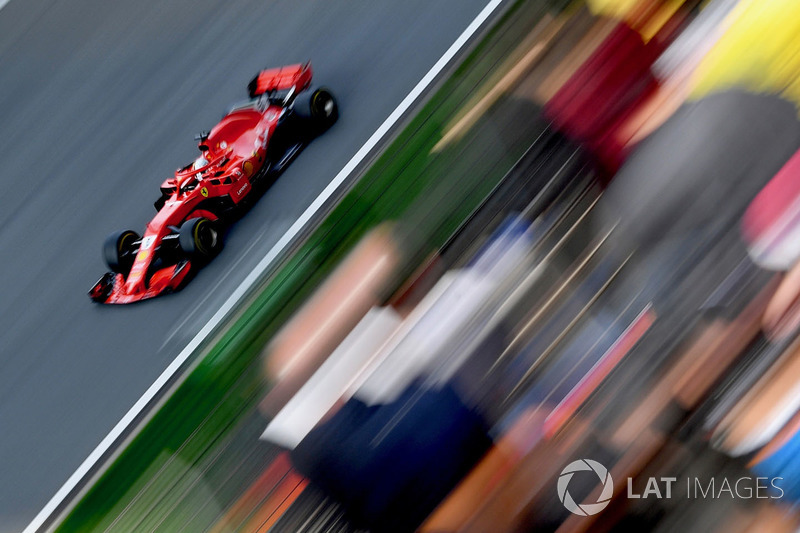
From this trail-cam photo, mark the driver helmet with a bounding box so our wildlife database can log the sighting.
[193,155,208,180]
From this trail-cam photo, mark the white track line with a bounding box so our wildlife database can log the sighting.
[23,1,505,531]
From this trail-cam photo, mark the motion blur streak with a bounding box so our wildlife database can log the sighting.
[256,0,800,531]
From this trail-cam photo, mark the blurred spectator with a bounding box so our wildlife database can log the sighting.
[545,0,693,175]
[271,219,534,531]
[743,150,800,339]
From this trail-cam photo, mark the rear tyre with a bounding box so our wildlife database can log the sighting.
[103,230,140,275]
[179,218,222,262]
[293,87,338,133]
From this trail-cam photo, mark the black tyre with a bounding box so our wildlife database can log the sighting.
[103,230,140,274]
[293,87,338,131]
[179,218,222,261]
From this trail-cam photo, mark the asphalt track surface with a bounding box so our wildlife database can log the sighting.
[0,0,492,529]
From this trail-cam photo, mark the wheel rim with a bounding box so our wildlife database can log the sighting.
[193,221,217,255]
[117,231,138,271]
[118,232,136,256]
[313,92,333,118]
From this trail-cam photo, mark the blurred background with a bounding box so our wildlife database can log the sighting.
[5,0,800,532]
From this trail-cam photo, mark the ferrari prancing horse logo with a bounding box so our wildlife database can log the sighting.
[201,187,208,197]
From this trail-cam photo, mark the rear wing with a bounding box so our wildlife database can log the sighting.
[247,62,313,98]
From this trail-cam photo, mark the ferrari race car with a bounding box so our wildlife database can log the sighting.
[89,62,338,304]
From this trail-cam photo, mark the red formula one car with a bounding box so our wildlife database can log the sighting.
[89,62,337,304]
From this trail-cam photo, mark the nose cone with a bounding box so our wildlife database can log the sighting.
[123,247,154,295]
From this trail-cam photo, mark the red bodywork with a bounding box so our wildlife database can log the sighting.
[90,63,316,304]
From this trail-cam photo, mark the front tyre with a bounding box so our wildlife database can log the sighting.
[103,230,140,275]
[293,87,338,133]
[179,218,222,262]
